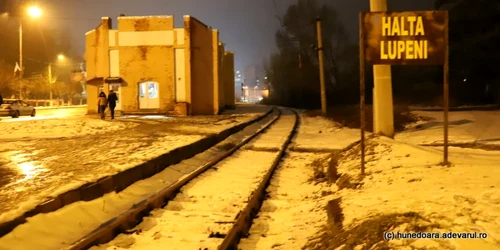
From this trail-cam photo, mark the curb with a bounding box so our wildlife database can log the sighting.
[0,108,273,238]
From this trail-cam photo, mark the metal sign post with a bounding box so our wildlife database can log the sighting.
[359,11,450,173]
[443,13,449,166]
[359,13,366,176]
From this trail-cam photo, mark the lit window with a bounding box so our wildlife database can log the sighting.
[139,83,146,98]
[148,83,158,98]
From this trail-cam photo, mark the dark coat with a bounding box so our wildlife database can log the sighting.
[107,92,118,106]
[0,94,3,105]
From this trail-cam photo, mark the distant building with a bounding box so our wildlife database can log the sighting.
[243,64,266,102]
[84,15,235,116]
[234,70,243,101]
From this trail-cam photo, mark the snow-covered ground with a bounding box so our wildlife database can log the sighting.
[86,109,295,249]
[0,105,269,226]
[305,136,500,249]
[2,106,497,250]
[0,107,277,250]
[91,150,279,250]
[245,110,500,249]
[396,110,500,145]
[409,104,499,111]
[0,117,136,140]
[238,152,332,249]
[293,114,360,151]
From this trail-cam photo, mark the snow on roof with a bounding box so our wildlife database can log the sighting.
[101,17,110,20]
[117,15,173,19]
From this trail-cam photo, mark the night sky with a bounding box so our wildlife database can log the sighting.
[35,0,435,71]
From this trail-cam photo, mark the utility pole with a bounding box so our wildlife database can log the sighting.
[315,17,327,115]
[370,0,394,137]
[19,21,23,100]
[48,63,53,106]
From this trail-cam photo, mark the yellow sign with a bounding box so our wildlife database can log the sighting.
[381,16,427,60]
[361,11,447,65]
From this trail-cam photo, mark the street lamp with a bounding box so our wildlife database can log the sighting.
[48,54,65,106]
[19,6,43,99]
[27,6,42,18]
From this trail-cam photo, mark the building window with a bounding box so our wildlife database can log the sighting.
[139,84,146,98]
[148,83,158,98]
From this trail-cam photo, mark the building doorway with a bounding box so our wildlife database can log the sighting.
[109,83,122,110]
[139,81,159,109]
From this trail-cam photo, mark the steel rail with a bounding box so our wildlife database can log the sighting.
[218,108,299,250]
[66,107,282,250]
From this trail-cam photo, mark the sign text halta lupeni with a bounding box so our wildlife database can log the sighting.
[381,16,427,60]
[361,11,446,65]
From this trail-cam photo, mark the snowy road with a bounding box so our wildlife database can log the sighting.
[0,105,269,226]
[90,109,297,250]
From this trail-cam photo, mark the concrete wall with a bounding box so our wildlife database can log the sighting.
[212,30,221,114]
[186,17,214,115]
[117,16,176,113]
[223,51,235,108]
[85,17,111,114]
[211,30,227,115]
[85,15,223,116]
[217,42,225,113]
[85,18,111,80]
[182,16,192,115]
[86,79,102,114]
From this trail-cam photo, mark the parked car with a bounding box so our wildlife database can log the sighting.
[0,99,36,118]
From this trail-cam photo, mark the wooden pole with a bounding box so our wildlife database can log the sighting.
[316,17,327,115]
[443,11,449,165]
[359,12,366,176]
[49,63,53,106]
[19,21,23,99]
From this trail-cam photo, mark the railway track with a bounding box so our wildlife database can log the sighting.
[67,107,299,250]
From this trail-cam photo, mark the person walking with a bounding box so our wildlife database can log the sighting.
[97,91,108,119]
[107,90,118,120]
[0,92,3,105]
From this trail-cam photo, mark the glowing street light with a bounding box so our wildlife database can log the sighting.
[18,5,43,99]
[57,54,65,60]
[27,6,42,18]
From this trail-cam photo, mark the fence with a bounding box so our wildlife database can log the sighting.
[25,98,87,107]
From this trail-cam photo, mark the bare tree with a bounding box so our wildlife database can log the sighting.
[0,61,14,94]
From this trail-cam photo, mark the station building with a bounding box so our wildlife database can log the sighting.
[84,15,235,116]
